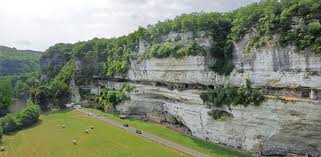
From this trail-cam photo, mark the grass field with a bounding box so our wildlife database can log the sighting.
[85,108,251,157]
[0,110,189,157]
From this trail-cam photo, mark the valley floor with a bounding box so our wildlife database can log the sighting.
[84,108,251,157]
[0,110,188,157]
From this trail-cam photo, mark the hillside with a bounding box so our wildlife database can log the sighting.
[0,46,41,76]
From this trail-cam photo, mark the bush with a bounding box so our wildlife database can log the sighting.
[0,126,3,140]
[0,114,21,133]
[95,89,127,112]
[201,80,265,119]
[0,79,13,116]
[122,83,135,92]
[231,0,321,54]
[16,102,40,128]
[0,102,40,134]
[148,42,179,58]
[208,109,233,120]
[30,85,52,111]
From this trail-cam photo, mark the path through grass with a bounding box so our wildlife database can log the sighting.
[85,108,251,157]
[0,110,189,157]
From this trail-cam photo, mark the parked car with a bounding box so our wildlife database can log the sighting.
[87,113,93,116]
[74,105,82,109]
[65,103,75,108]
[135,130,142,134]
[123,124,129,127]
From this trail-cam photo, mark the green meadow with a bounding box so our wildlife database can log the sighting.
[0,110,188,157]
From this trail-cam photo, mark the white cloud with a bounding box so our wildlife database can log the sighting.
[0,0,258,51]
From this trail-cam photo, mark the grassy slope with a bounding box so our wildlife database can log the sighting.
[0,110,188,157]
[85,108,251,157]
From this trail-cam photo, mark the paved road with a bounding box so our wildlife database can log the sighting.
[76,108,209,157]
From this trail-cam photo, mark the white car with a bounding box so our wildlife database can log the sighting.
[74,105,82,109]
[65,103,75,108]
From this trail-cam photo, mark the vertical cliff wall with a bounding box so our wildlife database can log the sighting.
[128,35,321,89]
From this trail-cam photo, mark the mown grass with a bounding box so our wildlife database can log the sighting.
[0,110,189,157]
[85,108,251,157]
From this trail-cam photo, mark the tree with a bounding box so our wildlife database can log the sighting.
[0,126,3,142]
[49,80,69,108]
[0,102,40,134]
[30,85,52,111]
[0,79,13,116]
[14,80,30,99]
[95,89,127,112]
[16,102,40,128]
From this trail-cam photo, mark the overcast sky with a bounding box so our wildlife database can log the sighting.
[0,0,258,51]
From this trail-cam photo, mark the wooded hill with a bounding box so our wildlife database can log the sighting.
[0,46,41,76]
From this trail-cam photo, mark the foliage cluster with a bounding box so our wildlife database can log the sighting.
[0,101,40,136]
[0,80,13,116]
[0,46,40,76]
[208,109,234,120]
[95,89,127,112]
[142,41,206,59]
[201,80,265,119]
[31,62,75,111]
[41,12,233,79]
[231,0,321,53]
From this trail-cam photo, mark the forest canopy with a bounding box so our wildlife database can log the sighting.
[0,46,40,76]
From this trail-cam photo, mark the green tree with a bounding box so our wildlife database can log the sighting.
[49,80,70,108]
[95,89,127,112]
[14,80,30,99]
[0,126,3,141]
[30,86,52,111]
[0,79,13,116]
[16,102,40,128]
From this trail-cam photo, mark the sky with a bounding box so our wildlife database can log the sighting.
[0,0,258,51]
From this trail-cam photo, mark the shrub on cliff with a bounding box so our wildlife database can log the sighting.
[201,80,265,120]
[95,89,128,112]
[231,0,321,53]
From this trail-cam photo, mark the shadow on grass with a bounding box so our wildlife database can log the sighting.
[4,109,73,137]
[5,119,44,136]
[42,108,73,116]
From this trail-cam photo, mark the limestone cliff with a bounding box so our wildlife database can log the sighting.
[39,5,321,156]
[116,82,321,157]
[128,36,321,90]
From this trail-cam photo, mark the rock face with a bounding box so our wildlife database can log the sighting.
[127,32,321,89]
[115,83,321,156]
[40,53,69,81]
[128,48,321,89]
